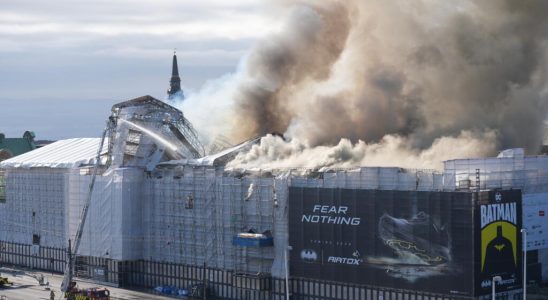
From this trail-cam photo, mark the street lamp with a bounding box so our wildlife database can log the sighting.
[521,229,527,300]
[492,276,502,300]
[285,246,292,300]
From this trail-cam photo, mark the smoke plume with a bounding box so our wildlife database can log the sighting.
[226,132,498,170]
[184,0,548,169]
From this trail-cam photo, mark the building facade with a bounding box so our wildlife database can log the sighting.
[1,98,546,299]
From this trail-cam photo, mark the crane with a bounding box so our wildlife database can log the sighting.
[60,119,113,295]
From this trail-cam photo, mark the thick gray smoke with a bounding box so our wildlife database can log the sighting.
[184,0,548,169]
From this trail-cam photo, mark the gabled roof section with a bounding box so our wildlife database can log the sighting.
[0,138,108,169]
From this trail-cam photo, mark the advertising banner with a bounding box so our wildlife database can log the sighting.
[288,187,475,296]
[523,193,548,250]
[475,190,522,296]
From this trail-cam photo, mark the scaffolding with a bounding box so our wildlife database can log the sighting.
[109,95,205,168]
[1,144,548,290]
[142,166,281,276]
[443,155,548,193]
[289,167,443,191]
[67,167,144,260]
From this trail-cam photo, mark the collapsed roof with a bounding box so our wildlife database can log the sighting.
[108,95,205,170]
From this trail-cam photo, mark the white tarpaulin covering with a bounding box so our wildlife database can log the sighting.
[2,139,548,282]
[0,168,67,248]
[68,168,144,260]
[0,138,107,169]
[142,167,282,275]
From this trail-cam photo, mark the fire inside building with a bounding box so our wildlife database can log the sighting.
[0,55,547,300]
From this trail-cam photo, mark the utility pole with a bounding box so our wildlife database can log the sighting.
[492,276,501,299]
[521,229,527,300]
[67,239,72,287]
[285,246,292,300]
[203,262,207,300]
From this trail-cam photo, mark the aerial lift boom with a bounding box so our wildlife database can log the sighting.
[60,120,112,294]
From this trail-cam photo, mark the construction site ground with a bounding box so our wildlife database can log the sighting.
[0,266,182,300]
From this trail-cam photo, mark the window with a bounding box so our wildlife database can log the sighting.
[32,234,41,245]
[0,171,5,203]
[185,195,194,209]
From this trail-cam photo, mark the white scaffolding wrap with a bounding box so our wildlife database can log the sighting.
[68,168,144,260]
[443,153,548,193]
[2,143,548,283]
[0,168,67,248]
[142,167,281,275]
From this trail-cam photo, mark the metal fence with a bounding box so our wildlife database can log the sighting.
[286,277,472,300]
[117,260,473,300]
[0,241,509,300]
[0,241,65,272]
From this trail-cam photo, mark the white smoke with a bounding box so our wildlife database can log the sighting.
[176,62,246,146]
[226,131,498,170]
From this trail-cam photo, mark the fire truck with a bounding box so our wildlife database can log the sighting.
[64,281,110,300]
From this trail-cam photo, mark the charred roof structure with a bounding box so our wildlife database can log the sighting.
[108,95,204,170]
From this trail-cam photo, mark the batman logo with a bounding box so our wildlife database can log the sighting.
[300,249,318,262]
[494,244,505,251]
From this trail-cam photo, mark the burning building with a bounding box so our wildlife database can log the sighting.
[0,95,547,299]
[1,1,548,297]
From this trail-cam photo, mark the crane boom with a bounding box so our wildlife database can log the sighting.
[61,121,111,292]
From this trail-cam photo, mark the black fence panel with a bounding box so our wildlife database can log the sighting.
[0,241,66,273]
[0,240,477,299]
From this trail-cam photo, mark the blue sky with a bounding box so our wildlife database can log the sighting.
[0,0,278,139]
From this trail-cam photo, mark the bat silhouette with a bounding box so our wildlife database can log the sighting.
[301,249,318,262]
[494,244,505,251]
